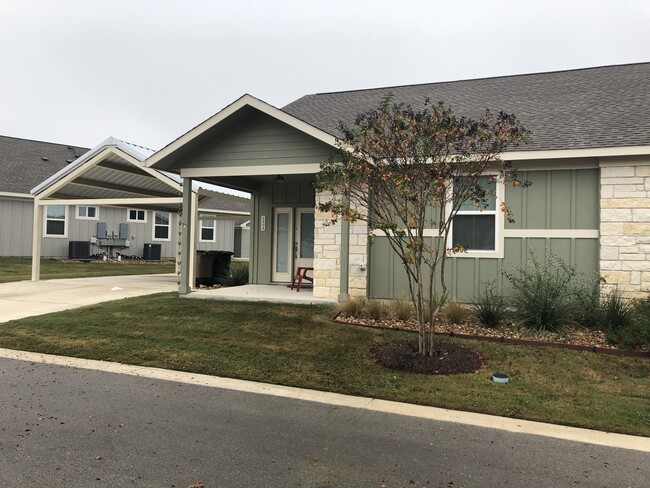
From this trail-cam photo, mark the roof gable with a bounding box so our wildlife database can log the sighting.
[147,94,337,171]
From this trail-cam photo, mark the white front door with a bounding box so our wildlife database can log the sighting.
[271,208,314,283]
[272,208,293,282]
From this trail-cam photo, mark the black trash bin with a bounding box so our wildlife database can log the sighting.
[212,251,235,281]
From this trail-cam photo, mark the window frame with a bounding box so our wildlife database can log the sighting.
[152,211,171,241]
[199,219,216,242]
[127,208,147,223]
[44,205,68,238]
[449,174,504,259]
[75,205,98,220]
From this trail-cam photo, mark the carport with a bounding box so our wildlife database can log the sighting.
[30,137,247,283]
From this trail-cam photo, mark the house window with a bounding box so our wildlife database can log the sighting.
[127,209,147,223]
[452,176,497,252]
[44,205,67,237]
[200,219,216,242]
[76,206,98,220]
[153,211,170,241]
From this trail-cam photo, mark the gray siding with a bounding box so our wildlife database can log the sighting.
[42,207,178,259]
[368,168,601,301]
[198,220,235,252]
[0,198,33,257]
[1,200,237,259]
[234,227,250,258]
[185,112,335,169]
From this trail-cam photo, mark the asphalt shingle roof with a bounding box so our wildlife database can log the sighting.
[0,136,89,194]
[282,63,650,152]
[0,135,251,213]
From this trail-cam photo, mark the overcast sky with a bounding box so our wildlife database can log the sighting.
[1,0,649,151]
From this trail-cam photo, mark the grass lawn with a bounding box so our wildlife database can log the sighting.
[0,293,647,436]
[0,257,175,283]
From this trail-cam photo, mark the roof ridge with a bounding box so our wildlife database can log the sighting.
[298,61,650,99]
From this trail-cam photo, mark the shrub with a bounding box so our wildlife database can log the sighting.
[606,298,650,350]
[366,299,387,321]
[571,275,605,329]
[592,287,635,331]
[218,261,249,287]
[471,284,507,328]
[391,297,413,321]
[340,296,366,318]
[443,301,467,325]
[503,252,579,332]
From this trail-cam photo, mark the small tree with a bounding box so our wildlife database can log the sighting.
[316,95,530,356]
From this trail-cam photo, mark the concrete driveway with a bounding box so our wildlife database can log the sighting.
[0,274,178,323]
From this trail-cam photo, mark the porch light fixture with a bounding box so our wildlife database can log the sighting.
[274,175,285,183]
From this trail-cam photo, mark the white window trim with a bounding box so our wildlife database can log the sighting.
[448,176,505,259]
[199,219,216,242]
[152,211,171,241]
[44,205,68,238]
[127,208,147,223]
[76,205,99,220]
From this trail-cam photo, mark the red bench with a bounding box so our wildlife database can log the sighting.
[291,267,314,292]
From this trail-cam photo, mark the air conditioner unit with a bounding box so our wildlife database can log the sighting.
[69,241,91,260]
[143,243,162,261]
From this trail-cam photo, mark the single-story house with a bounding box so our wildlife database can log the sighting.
[0,135,251,281]
[142,63,650,299]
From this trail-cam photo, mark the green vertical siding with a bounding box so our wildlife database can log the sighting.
[368,167,600,301]
[506,169,599,229]
[183,112,334,169]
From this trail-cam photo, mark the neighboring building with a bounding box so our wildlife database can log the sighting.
[50,63,650,300]
[0,136,250,270]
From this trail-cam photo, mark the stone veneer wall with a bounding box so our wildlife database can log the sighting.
[313,191,368,299]
[600,160,650,297]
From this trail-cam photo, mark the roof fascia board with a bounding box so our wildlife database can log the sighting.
[180,163,321,178]
[34,197,183,206]
[504,146,650,161]
[146,94,338,168]
[198,209,250,216]
[0,191,33,200]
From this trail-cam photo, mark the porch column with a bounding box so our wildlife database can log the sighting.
[338,197,350,302]
[179,177,193,295]
[189,191,199,288]
[31,200,43,281]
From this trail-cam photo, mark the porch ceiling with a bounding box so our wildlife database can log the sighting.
[37,148,185,212]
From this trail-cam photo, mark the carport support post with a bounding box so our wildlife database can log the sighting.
[31,201,43,281]
[179,177,193,295]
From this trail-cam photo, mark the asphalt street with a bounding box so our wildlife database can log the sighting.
[0,357,647,487]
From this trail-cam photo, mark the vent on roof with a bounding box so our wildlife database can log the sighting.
[41,157,48,161]
[66,159,73,164]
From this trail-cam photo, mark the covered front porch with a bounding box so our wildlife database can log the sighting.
[146,94,366,301]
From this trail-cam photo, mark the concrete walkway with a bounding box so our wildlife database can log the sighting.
[0,274,178,323]
[189,283,336,305]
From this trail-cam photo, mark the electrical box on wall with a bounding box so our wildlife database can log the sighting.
[260,215,266,231]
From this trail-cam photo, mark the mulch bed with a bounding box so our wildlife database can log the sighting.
[371,340,483,375]
[335,314,650,358]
